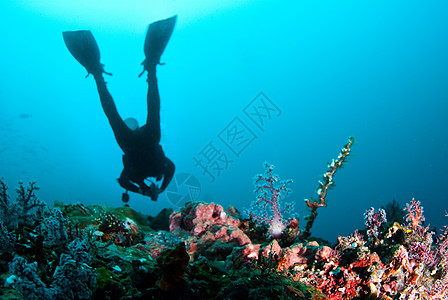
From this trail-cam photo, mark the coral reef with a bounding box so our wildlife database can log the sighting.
[1,135,448,299]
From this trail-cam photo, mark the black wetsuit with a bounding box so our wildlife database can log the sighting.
[92,66,174,200]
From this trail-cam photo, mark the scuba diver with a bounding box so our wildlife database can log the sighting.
[63,16,176,202]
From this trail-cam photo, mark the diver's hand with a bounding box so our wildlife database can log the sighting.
[140,184,159,201]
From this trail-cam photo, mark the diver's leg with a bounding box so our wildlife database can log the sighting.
[93,74,133,152]
[145,66,161,144]
[141,16,177,144]
[63,30,111,77]
[63,30,130,149]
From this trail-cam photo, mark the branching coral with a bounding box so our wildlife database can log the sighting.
[0,179,46,230]
[300,136,354,240]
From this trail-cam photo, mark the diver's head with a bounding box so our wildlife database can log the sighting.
[124,117,139,131]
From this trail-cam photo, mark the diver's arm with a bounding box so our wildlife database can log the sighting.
[118,170,140,193]
[159,157,175,192]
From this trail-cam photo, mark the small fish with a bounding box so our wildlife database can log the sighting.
[19,113,32,119]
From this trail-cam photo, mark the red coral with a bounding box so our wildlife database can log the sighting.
[350,252,381,269]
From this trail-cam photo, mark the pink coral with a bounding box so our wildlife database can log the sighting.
[169,202,251,260]
[169,202,240,235]
[245,162,293,239]
[260,239,282,259]
[405,198,425,231]
[278,243,309,270]
[227,243,261,267]
[315,246,334,262]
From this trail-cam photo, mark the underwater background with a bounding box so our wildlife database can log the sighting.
[1,0,447,242]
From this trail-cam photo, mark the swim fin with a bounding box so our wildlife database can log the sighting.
[63,30,111,76]
[140,15,177,75]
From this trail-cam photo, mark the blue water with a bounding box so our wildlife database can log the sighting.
[1,1,447,242]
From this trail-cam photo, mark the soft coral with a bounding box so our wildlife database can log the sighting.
[245,162,294,239]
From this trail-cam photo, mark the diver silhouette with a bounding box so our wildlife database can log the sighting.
[63,16,177,202]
